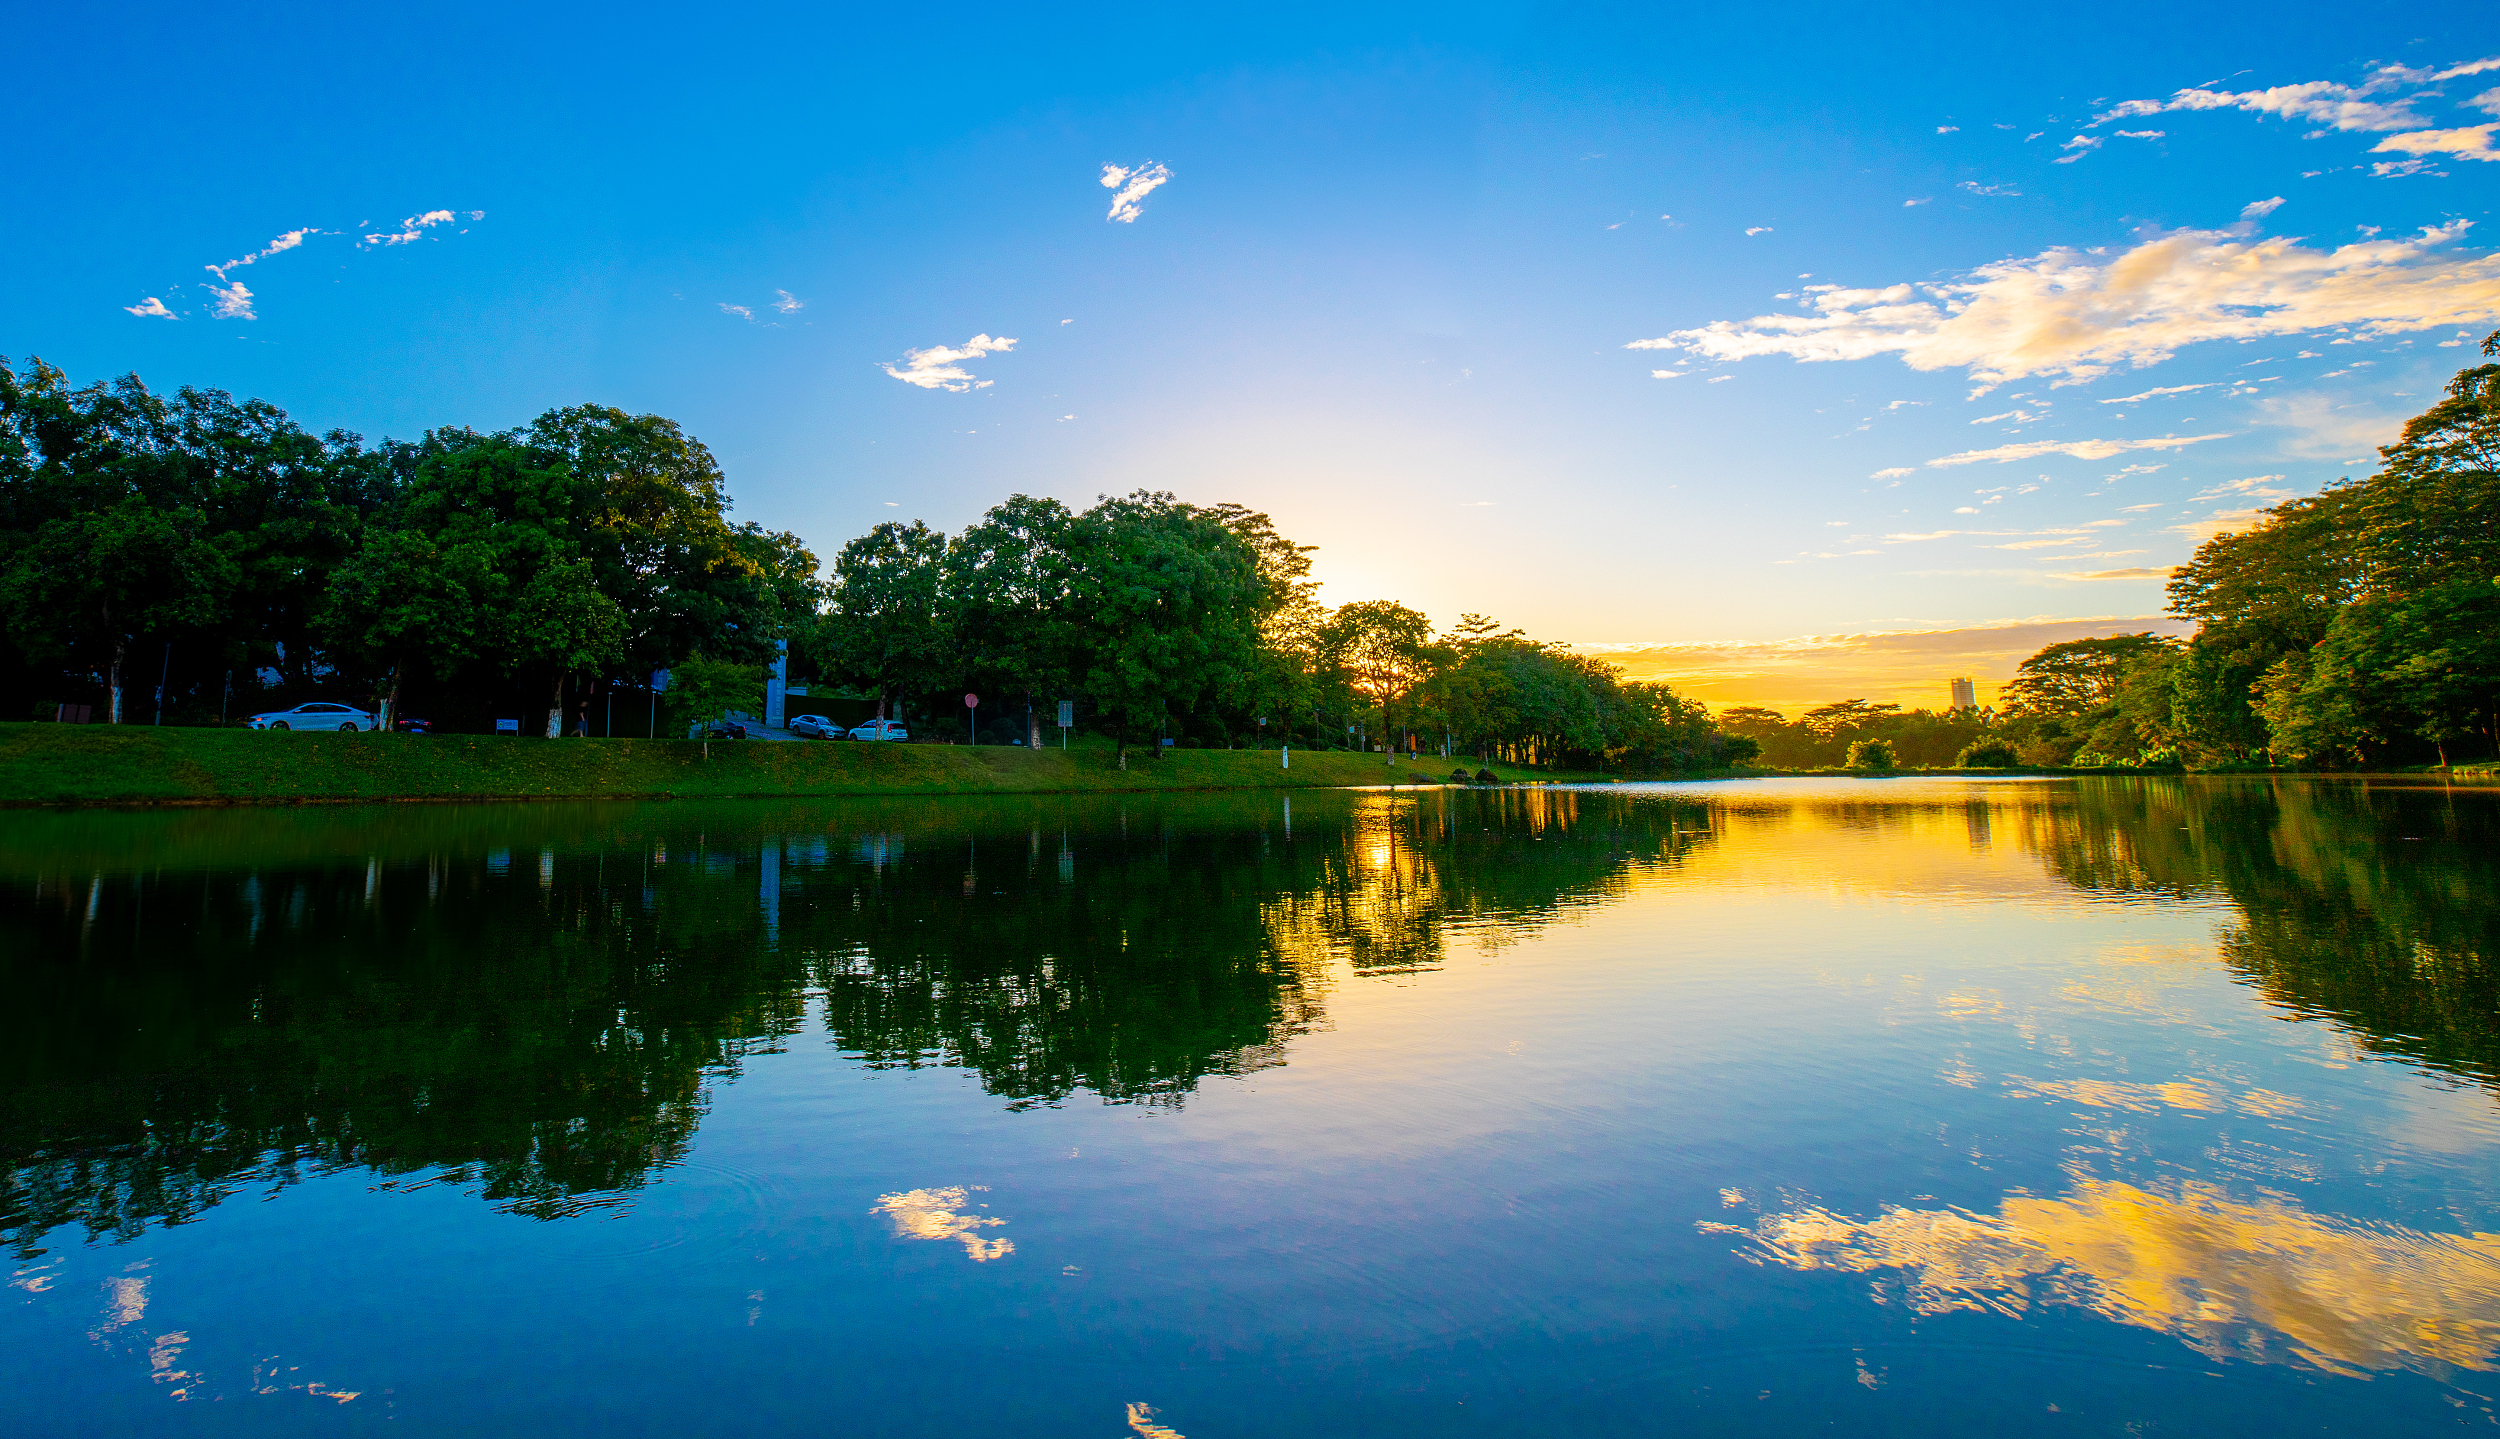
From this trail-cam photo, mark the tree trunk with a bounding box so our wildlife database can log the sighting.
[108,634,125,724]
[381,660,403,733]
[545,672,566,738]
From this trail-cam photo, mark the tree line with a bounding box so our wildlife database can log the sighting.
[0,355,1742,770]
[1723,336,2500,772]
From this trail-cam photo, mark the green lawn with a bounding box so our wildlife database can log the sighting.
[0,724,1576,805]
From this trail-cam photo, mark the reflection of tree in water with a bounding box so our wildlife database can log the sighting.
[0,789,1707,1248]
[2019,778,2500,1087]
[1,839,808,1256]
[1260,789,1713,974]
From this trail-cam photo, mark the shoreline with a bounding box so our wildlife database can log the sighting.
[3,725,2486,809]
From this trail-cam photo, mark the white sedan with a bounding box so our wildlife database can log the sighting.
[848,719,910,742]
[245,702,377,732]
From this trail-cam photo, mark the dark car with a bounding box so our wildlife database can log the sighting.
[394,717,433,734]
[703,719,749,740]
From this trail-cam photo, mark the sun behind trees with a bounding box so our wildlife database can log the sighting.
[0,355,1740,773]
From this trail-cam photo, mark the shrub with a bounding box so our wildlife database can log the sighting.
[1718,735,1764,767]
[2071,750,2113,768]
[1955,739,2020,768]
[1844,738,1896,770]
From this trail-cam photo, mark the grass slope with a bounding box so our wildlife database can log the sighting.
[0,724,1558,806]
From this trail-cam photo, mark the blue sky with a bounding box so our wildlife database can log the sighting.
[8,2,2495,692]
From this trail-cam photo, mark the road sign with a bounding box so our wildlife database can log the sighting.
[965,693,979,708]
[1057,701,1073,727]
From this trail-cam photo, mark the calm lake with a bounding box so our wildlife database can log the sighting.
[5,777,2498,1436]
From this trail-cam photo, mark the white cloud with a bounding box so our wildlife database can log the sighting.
[2099,382,2212,403]
[1706,374,1735,383]
[1904,197,1932,207]
[2115,129,2166,140]
[2053,136,2104,164]
[1870,467,1914,479]
[2094,76,2439,132]
[1883,399,1928,411]
[362,209,469,247]
[2371,123,2500,162]
[1928,433,2230,467]
[1959,181,2021,197]
[1630,221,2500,391]
[1101,162,1172,223]
[772,290,804,314]
[1651,369,1684,378]
[720,303,755,321]
[883,333,1017,391]
[123,297,176,319]
[1745,226,1773,236]
[206,281,255,320]
[2240,196,2285,218]
[1937,125,1959,134]
[2473,88,2500,117]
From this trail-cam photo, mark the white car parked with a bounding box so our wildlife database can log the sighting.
[848,718,910,742]
[245,702,377,732]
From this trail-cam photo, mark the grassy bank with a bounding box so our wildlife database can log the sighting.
[0,724,1579,806]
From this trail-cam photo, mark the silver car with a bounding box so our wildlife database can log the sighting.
[847,719,909,742]
[787,714,842,739]
[245,702,377,732]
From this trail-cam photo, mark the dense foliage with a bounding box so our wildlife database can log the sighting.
[0,357,1737,770]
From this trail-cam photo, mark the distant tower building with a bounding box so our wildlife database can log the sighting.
[1949,677,1977,710]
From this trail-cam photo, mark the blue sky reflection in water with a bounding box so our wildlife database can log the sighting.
[4,779,2499,1435]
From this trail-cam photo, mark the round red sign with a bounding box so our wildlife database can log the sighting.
[964,693,979,708]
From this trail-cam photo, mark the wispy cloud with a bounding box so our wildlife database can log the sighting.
[1101,162,1172,223]
[138,209,483,321]
[2254,391,2405,459]
[1629,221,2500,391]
[360,209,475,247]
[1745,226,1774,236]
[883,334,1017,391]
[2091,58,2500,175]
[1959,180,2021,197]
[772,289,804,314]
[1936,125,1959,134]
[1870,467,1915,479]
[2050,566,2173,580]
[719,303,755,321]
[2099,383,2212,404]
[1927,434,2230,467]
[206,228,317,280]
[2053,135,2105,164]
[2240,196,2285,218]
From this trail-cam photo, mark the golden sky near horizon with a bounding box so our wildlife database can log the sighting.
[1573,614,2197,714]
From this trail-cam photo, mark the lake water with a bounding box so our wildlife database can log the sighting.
[5,778,2498,1437]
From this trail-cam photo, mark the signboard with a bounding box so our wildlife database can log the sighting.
[964,693,979,709]
[649,669,671,693]
[1057,701,1073,728]
[495,718,519,733]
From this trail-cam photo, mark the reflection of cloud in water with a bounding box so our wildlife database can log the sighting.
[1722,1179,2500,1377]
[2004,1074,2304,1117]
[873,1186,1013,1262]
[1127,1401,1185,1437]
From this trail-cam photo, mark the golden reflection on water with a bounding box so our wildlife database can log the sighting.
[1721,1178,2500,1377]
[872,1186,1013,1262]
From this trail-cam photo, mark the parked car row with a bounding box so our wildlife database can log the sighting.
[240,702,910,741]
[788,715,910,742]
